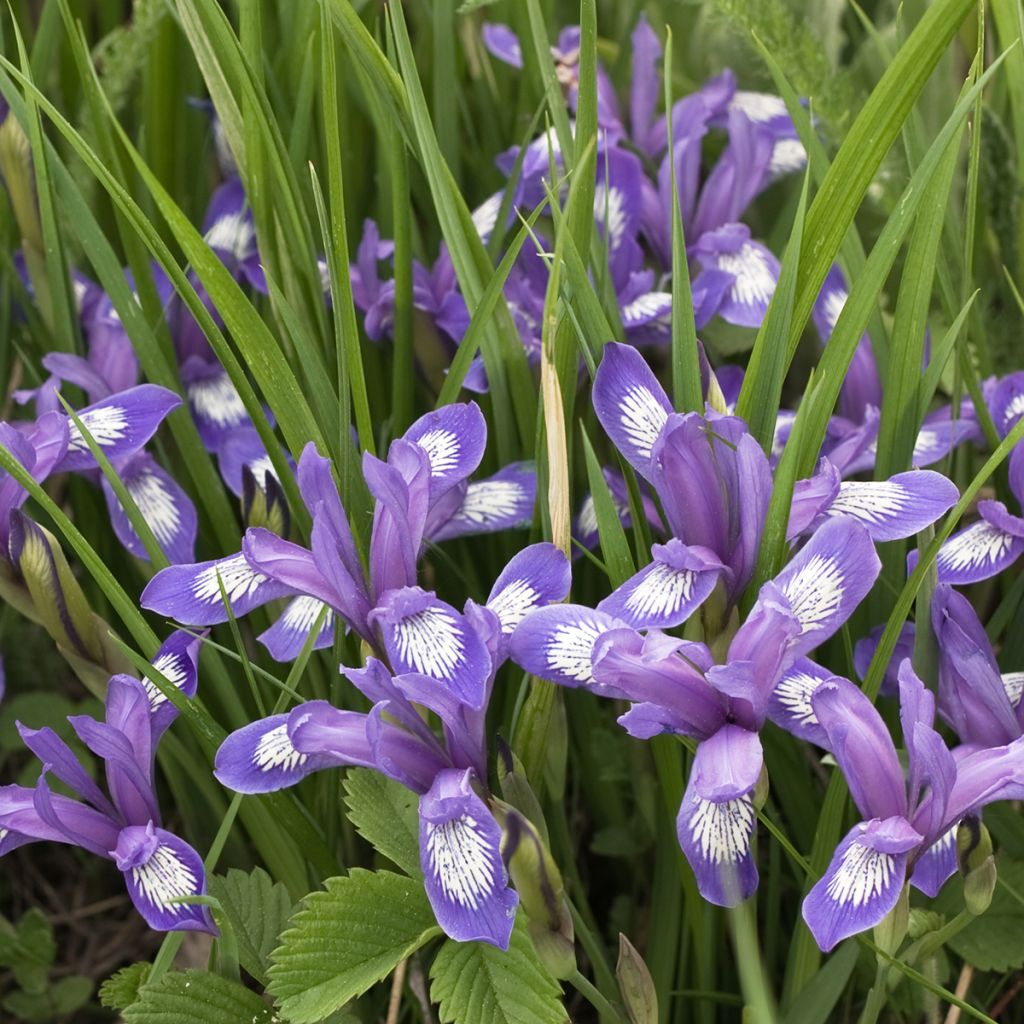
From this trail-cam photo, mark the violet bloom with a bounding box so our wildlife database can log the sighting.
[932,584,1024,748]
[511,517,881,905]
[801,663,1024,950]
[0,635,213,933]
[214,543,570,948]
[811,267,980,478]
[141,403,537,664]
[913,440,1024,584]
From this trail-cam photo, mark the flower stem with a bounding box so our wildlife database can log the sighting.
[569,968,625,1023]
[858,963,890,1024]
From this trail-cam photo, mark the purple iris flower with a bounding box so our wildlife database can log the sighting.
[811,267,981,479]
[511,517,881,905]
[591,344,956,607]
[853,621,916,698]
[214,543,570,948]
[932,584,1024,748]
[799,662,1024,950]
[0,634,213,934]
[141,403,538,664]
[910,440,1024,584]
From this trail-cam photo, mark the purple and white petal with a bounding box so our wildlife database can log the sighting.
[258,597,335,663]
[771,518,881,659]
[242,529,344,613]
[102,453,197,565]
[214,714,351,794]
[924,519,1024,585]
[57,385,181,473]
[676,767,758,907]
[13,777,119,857]
[693,224,779,328]
[114,824,216,933]
[140,551,295,625]
[216,427,284,498]
[430,462,536,542]
[803,817,920,952]
[403,403,487,502]
[911,417,979,468]
[597,539,724,629]
[909,825,958,898]
[15,724,116,818]
[370,588,491,709]
[146,629,202,741]
[766,658,837,747]
[822,470,958,542]
[990,372,1024,438]
[510,605,621,689]
[592,342,673,479]
[181,359,251,451]
[485,542,571,638]
[419,768,517,949]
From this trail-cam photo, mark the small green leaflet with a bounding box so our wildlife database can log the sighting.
[122,970,273,1023]
[342,767,421,877]
[98,962,151,1011]
[208,867,296,986]
[268,869,440,1023]
[430,916,568,1024]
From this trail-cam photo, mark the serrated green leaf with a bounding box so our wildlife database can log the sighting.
[99,962,152,1011]
[933,859,1024,972]
[123,970,273,1023]
[209,868,295,987]
[342,768,421,877]
[430,915,568,1024]
[268,869,440,1023]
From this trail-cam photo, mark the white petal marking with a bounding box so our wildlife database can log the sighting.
[144,653,188,711]
[939,522,1016,574]
[624,562,697,620]
[282,595,333,634]
[820,288,847,335]
[132,843,199,915]
[204,212,255,260]
[826,840,895,908]
[770,137,807,176]
[488,579,539,635]
[546,617,607,683]
[426,815,495,910]
[621,292,672,326]
[826,482,908,526]
[1002,672,1024,709]
[68,405,129,454]
[394,606,465,679]
[192,553,269,605]
[1002,393,1024,429]
[453,480,525,528]
[715,243,776,309]
[593,184,627,250]
[415,428,461,475]
[730,91,787,123]
[188,373,247,429]
[472,194,502,240]
[252,723,307,772]
[689,795,755,864]
[127,470,181,546]
[774,670,822,728]
[619,385,668,460]
[781,555,845,635]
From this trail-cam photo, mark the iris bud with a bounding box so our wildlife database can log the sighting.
[495,801,575,978]
[496,738,549,844]
[617,934,658,1024]
[241,465,290,537]
[873,884,909,957]
[8,510,102,664]
[958,819,996,916]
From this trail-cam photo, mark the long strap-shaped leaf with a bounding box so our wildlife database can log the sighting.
[788,0,976,353]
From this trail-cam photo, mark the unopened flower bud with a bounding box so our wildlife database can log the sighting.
[958,818,997,916]
[496,802,575,978]
[706,369,729,415]
[242,465,290,537]
[496,737,550,843]
[617,934,658,1024]
[956,817,993,875]
[873,883,909,957]
[9,510,101,663]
